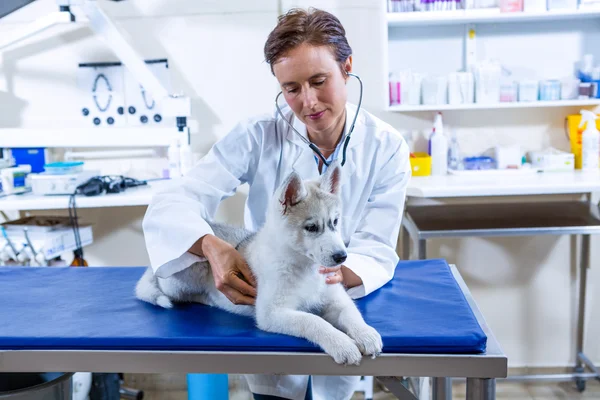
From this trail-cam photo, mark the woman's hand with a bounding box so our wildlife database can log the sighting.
[319,265,362,288]
[201,235,257,305]
[320,265,344,284]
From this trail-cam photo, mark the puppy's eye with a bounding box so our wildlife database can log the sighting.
[305,224,319,233]
[333,218,339,227]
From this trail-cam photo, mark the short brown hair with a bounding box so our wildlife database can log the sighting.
[264,8,352,75]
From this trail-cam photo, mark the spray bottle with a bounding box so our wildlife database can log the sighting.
[429,112,448,175]
[580,110,599,170]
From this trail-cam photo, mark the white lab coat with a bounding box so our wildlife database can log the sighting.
[143,102,411,400]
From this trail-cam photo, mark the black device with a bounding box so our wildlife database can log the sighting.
[68,176,148,265]
[76,175,147,196]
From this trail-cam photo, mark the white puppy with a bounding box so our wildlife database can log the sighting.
[136,162,383,365]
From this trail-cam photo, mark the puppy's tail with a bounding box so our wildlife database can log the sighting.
[135,268,173,309]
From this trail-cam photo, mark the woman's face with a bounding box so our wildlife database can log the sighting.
[273,43,351,140]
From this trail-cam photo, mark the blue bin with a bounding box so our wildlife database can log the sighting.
[10,148,47,173]
[187,374,228,400]
[577,71,600,99]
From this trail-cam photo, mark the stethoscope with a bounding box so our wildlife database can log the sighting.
[274,72,363,167]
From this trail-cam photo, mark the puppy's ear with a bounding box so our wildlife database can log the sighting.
[279,172,307,213]
[320,161,342,196]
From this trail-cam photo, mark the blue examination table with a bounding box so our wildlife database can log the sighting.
[0,259,506,400]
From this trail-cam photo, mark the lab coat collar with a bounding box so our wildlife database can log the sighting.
[290,145,357,188]
[282,104,358,181]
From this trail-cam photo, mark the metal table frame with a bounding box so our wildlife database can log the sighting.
[0,266,506,400]
[401,200,600,393]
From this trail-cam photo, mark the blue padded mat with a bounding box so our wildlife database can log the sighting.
[0,259,486,354]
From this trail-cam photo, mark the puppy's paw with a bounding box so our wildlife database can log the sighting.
[350,325,383,358]
[156,295,174,309]
[324,335,362,366]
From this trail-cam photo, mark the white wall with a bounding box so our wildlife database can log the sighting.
[1,0,598,369]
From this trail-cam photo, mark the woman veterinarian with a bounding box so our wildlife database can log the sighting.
[143,7,411,400]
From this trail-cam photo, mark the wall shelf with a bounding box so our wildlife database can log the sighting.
[0,179,173,211]
[407,170,600,197]
[0,127,182,148]
[388,99,600,112]
[387,8,600,26]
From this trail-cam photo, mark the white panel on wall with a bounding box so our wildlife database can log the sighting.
[475,19,600,81]
[388,25,465,76]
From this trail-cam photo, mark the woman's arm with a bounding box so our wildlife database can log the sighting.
[143,121,261,288]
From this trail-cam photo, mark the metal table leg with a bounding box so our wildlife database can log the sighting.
[402,218,431,400]
[432,377,452,400]
[418,239,427,260]
[418,377,429,400]
[402,224,411,260]
[466,378,495,400]
[416,238,428,400]
[575,234,591,392]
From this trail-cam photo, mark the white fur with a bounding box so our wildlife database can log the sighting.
[135,162,383,365]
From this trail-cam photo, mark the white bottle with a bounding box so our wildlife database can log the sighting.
[167,139,181,178]
[580,110,599,171]
[429,112,448,175]
[179,140,194,176]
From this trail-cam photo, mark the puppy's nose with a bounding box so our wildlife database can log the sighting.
[332,251,347,265]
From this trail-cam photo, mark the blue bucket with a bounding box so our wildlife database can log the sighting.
[187,374,228,400]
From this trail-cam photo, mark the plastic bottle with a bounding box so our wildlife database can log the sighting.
[389,72,401,105]
[448,128,461,170]
[580,109,599,171]
[428,112,448,175]
[179,139,194,177]
[168,139,181,178]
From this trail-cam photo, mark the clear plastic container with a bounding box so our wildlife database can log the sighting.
[463,156,496,170]
[518,80,539,102]
[500,81,518,102]
[540,80,561,101]
[500,0,523,12]
[43,161,84,175]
